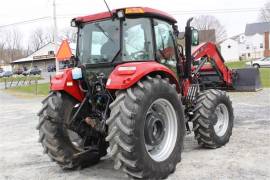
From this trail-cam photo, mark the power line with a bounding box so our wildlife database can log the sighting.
[169,8,269,15]
[56,7,268,18]
[0,7,269,29]
[0,17,51,29]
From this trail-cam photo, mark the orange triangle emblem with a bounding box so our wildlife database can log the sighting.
[56,40,73,61]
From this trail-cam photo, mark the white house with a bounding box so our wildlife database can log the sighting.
[220,39,239,61]
[220,22,270,61]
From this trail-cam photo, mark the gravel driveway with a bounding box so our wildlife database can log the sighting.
[0,89,269,180]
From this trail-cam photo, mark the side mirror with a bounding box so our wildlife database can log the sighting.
[192,29,199,46]
[71,19,78,27]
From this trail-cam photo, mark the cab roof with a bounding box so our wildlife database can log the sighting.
[75,7,177,24]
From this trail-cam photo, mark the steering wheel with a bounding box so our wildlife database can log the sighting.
[130,51,145,60]
[157,49,169,64]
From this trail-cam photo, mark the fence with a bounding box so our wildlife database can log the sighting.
[2,76,40,95]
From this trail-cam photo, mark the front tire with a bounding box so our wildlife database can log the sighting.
[192,89,234,148]
[106,75,185,179]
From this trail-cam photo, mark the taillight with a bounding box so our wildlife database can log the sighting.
[117,66,136,75]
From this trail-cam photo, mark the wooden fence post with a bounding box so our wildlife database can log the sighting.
[4,78,7,89]
[35,79,38,95]
[9,79,14,87]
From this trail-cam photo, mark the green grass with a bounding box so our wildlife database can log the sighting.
[7,83,50,96]
[225,60,247,69]
[225,60,270,88]
[260,68,270,87]
[0,75,43,83]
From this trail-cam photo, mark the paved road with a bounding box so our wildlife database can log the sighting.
[0,82,5,89]
[0,90,269,180]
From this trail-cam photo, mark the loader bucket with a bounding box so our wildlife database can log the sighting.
[232,68,262,91]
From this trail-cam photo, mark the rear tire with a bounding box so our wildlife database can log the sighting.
[192,89,234,148]
[106,75,185,179]
[37,92,104,169]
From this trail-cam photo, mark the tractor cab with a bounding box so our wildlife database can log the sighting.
[73,7,178,64]
[69,7,198,83]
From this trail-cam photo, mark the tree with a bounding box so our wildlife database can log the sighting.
[0,42,6,63]
[59,27,77,43]
[5,29,24,62]
[29,28,53,52]
[192,15,227,42]
[30,28,46,51]
[260,2,270,22]
[0,30,6,62]
[0,29,27,63]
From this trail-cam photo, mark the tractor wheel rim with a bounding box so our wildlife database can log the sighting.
[214,103,229,137]
[144,98,178,162]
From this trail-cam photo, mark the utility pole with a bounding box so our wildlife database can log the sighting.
[53,0,59,72]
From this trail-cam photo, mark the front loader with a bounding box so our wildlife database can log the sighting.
[37,7,234,179]
[191,42,262,91]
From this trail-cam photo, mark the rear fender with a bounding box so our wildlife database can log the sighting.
[50,68,84,102]
[106,62,180,92]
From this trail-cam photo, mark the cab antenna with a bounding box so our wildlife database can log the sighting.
[103,0,113,17]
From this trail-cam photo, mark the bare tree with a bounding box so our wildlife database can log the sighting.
[0,30,8,63]
[192,15,227,42]
[0,31,6,62]
[260,2,270,22]
[25,44,32,56]
[60,27,77,43]
[44,27,54,43]
[5,29,24,62]
[0,42,6,63]
[30,28,46,51]
[0,29,28,63]
[29,27,53,52]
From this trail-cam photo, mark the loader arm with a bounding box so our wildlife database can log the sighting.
[192,42,233,87]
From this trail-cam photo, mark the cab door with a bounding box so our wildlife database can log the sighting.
[153,19,178,75]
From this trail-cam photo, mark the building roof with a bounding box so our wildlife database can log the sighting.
[218,33,242,44]
[12,42,76,64]
[245,22,270,36]
[219,38,238,46]
[230,34,242,41]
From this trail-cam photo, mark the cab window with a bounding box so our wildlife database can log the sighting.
[122,18,154,61]
[154,19,177,68]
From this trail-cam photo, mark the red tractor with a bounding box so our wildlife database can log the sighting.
[37,7,234,179]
